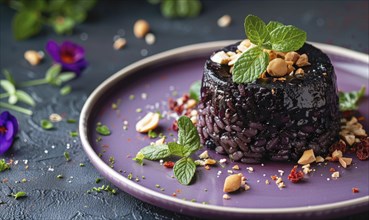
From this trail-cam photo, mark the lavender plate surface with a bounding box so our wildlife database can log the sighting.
[79,41,369,219]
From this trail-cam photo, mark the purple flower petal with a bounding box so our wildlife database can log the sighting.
[61,41,85,62]
[45,40,62,62]
[0,111,18,155]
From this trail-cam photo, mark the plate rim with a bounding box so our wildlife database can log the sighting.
[79,40,369,217]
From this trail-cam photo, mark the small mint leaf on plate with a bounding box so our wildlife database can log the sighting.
[139,144,170,160]
[96,124,111,136]
[173,157,196,185]
[168,142,186,157]
[189,80,201,102]
[244,15,268,46]
[339,86,366,111]
[232,46,269,84]
[177,116,200,157]
[132,152,145,165]
[270,25,306,52]
[41,119,54,130]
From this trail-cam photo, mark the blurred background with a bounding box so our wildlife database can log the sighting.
[0,0,368,219]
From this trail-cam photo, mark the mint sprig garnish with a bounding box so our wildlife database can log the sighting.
[339,86,366,111]
[233,15,307,84]
[133,116,201,185]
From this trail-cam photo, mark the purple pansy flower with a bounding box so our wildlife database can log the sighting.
[0,111,19,155]
[45,40,88,76]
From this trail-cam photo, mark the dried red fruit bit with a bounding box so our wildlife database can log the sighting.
[355,137,369,161]
[287,165,304,183]
[329,140,347,154]
[172,120,178,131]
[352,187,359,193]
[163,161,174,168]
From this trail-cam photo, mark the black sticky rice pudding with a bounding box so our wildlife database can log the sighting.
[197,42,340,163]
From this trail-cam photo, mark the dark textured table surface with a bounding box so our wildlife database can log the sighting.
[0,0,368,219]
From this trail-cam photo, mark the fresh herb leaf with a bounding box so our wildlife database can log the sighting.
[161,0,201,18]
[266,21,284,33]
[173,157,196,185]
[139,144,171,160]
[58,72,76,83]
[0,159,10,172]
[60,85,72,96]
[339,86,366,111]
[0,80,16,94]
[40,119,54,130]
[177,116,200,156]
[66,119,76,123]
[96,124,111,136]
[244,15,268,46]
[15,90,35,106]
[12,10,41,40]
[52,16,75,34]
[3,69,16,85]
[69,131,78,137]
[269,25,306,52]
[12,191,27,200]
[189,80,201,102]
[232,46,269,84]
[64,152,70,161]
[168,142,186,157]
[148,130,158,139]
[132,152,145,165]
[45,64,62,83]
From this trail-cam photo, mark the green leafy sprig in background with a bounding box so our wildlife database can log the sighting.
[4,0,96,40]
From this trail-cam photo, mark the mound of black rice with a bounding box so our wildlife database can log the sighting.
[197,42,340,163]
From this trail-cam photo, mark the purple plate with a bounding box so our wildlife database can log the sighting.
[79,41,369,219]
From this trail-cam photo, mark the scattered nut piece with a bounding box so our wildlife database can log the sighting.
[296,54,310,67]
[211,51,230,64]
[240,39,251,48]
[232,165,240,170]
[24,50,43,65]
[295,68,304,75]
[246,167,254,172]
[204,165,210,170]
[217,15,232,27]
[134,19,150,38]
[265,180,270,185]
[285,51,300,63]
[277,182,286,188]
[331,171,340,179]
[244,184,251,191]
[190,116,197,124]
[223,174,242,192]
[135,112,160,133]
[339,157,352,168]
[276,52,286,59]
[332,150,343,161]
[276,177,283,184]
[49,113,62,122]
[199,150,209,159]
[113,38,127,50]
[268,50,277,61]
[237,44,248,52]
[186,99,197,109]
[155,136,166,145]
[315,156,324,163]
[204,159,216,165]
[228,53,242,66]
[145,33,156,45]
[298,149,316,165]
[267,58,288,77]
[342,134,356,146]
[223,194,231,200]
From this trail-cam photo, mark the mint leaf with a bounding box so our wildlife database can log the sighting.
[45,64,62,83]
[339,86,366,111]
[189,80,201,102]
[270,25,307,52]
[96,124,111,136]
[0,80,16,94]
[12,191,27,200]
[244,15,268,46]
[232,47,269,83]
[15,90,35,106]
[58,72,76,83]
[173,157,196,185]
[140,144,171,160]
[12,11,41,40]
[41,119,54,130]
[168,142,186,157]
[132,152,145,165]
[177,116,200,157]
[266,21,284,33]
[0,159,10,172]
